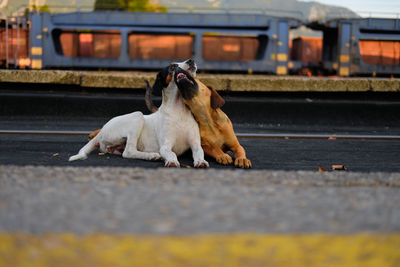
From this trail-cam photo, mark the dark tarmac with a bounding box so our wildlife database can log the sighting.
[1,84,400,234]
[1,131,400,172]
[1,87,400,171]
[1,83,400,266]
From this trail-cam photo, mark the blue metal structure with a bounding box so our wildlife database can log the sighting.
[29,11,300,74]
[309,18,400,76]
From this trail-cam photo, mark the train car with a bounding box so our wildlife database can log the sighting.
[29,11,300,74]
[2,11,400,77]
[308,18,400,76]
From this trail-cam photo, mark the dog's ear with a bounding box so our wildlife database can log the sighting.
[168,63,178,74]
[210,88,225,109]
[152,74,163,96]
[152,66,170,96]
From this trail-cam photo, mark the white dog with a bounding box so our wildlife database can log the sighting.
[69,59,209,168]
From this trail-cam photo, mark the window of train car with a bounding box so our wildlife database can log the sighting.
[128,32,193,60]
[202,34,267,62]
[53,29,121,58]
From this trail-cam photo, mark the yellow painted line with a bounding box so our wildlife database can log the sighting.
[0,233,399,267]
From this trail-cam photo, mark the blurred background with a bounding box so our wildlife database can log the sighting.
[0,0,399,76]
[1,3,400,266]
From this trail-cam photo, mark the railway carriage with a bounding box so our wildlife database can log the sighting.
[1,11,399,76]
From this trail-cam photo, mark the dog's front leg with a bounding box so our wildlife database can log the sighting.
[203,145,233,166]
[190,141,209,168]
[160,144,180,167]
[231,144,252,169]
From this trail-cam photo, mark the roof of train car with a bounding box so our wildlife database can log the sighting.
[41,11,301,29]
[307,17,400,31]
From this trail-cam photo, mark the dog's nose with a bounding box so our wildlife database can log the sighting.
[186,59,194,66]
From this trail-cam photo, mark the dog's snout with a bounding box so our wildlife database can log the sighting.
[186,59,194,66]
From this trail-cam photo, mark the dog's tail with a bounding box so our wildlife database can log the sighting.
[145,80,158,113]
[69,135,99,161]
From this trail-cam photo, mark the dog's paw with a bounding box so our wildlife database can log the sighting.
[149,153,161,161]
[165,160,180,168]
[234,158,252,169]
[194,160,209,168]
[216,153,233,165]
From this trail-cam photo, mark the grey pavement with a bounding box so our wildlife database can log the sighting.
[1,81,400,235]
[1,165,399,234]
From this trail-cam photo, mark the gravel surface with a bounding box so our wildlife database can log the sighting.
[1,165,399,234]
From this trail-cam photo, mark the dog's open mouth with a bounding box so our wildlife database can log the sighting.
[177,72,194,85]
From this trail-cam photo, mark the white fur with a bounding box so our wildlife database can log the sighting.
[69,60,208,168]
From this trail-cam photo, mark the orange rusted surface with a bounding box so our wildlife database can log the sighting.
[0,29,29,63]
[290,36,322,63]
[202,36,259,62]
[129,34,193,60]
[359,40,400,66]
[60,31,121,58]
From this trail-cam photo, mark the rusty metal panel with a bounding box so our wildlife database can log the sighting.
[1,28,29,65]
[0,29,5,61]
[129,34,193,60]
[202,36,258,62]
[93,31,121,58]
[359,40,400,66]
[59,31,121,58]
[11,29,28,58]
[291,36,322,63]
[79,33,93,58]
[60,32,79,57]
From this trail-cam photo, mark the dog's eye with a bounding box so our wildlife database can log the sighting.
[168,63,178,72]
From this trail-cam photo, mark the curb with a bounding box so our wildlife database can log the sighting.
[1,70,400,92]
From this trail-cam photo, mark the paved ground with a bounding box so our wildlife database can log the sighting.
[1,165,400,234]
[1,83,400,266]
[1,131,400,172]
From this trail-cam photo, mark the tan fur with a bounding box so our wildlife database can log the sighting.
[183,79,251,168]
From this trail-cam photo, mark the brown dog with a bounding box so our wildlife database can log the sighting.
[146,74,251,168]
[183,79,251,168]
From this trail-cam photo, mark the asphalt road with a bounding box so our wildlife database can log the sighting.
[1,87,400,171]
[1,130,400,172]
[1,85,400,236]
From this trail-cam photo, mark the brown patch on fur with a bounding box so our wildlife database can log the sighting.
[166,73,172,85]
[88,129,101,141]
